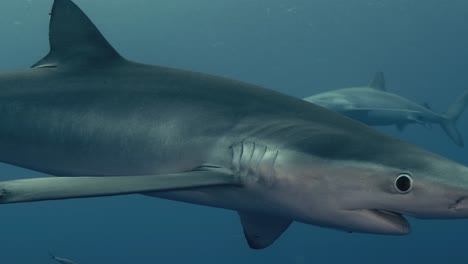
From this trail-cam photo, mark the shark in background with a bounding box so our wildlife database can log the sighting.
[304,72,468,146]
[2,0,468,250]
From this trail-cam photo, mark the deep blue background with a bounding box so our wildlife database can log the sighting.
[1,0,468,263]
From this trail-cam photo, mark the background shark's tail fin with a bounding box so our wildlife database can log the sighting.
[440,90,468,147]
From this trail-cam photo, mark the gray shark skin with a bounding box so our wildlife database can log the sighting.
[304,72,468,146]
[1,0,468,250]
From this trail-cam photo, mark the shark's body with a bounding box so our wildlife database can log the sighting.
[305,72,468,146]
[2,0,468,250]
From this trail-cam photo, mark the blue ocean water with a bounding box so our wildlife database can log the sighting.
[0,0,468,263]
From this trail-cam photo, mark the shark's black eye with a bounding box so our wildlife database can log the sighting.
[395,173,413,193]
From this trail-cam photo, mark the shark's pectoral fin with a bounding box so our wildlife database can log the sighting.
[0,169,240,204]
[32,0,123,69]
[239,212,292,249]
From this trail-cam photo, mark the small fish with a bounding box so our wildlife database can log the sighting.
[49,251,77,264]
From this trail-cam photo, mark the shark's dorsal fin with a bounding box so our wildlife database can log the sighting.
[239,212,292,249]
[32,0,123,68]
[368,72,386,91]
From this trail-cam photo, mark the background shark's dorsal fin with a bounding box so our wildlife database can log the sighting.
[368,72,386,91]
[32,0,123,68]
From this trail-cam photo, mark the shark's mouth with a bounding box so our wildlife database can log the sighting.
[366,209,411,234]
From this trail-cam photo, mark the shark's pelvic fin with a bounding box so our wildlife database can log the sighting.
[239,212,292,249]
[32,0,123,68]
[368,72,386,91]
[0,169,240,204]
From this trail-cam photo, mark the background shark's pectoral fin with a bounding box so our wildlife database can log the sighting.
[407,115,430,128]
[368,72,386,91]
[32,0,123,68]
[238,212,292,249]
[0,169,240,204]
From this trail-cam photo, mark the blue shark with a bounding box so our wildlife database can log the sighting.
[1,0,468,250]
[305,72,468,146]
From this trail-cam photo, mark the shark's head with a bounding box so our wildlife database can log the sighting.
[303,92,353,111]
[275,125,468,235]
[331,150,468,235]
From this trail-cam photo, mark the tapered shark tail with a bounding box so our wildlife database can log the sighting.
[440,90,468,147]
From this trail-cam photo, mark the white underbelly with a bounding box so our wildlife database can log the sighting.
[144,186,280,215]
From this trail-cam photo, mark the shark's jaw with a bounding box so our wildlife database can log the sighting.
[358,209,411,234]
